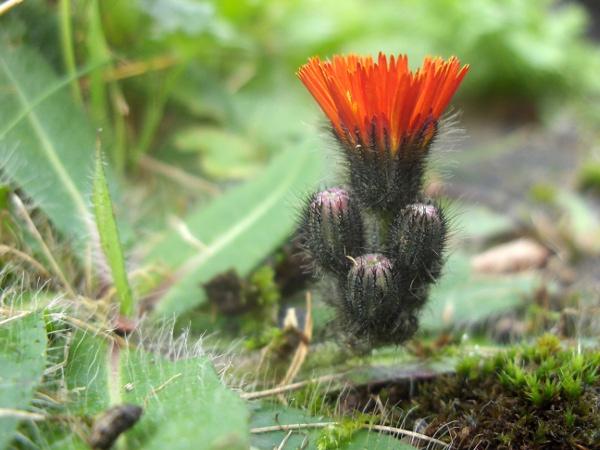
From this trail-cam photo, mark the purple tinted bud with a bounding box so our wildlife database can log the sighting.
[303,188,366,275]
[386,202,447,288]
[410,203,439,218]
[313,188,348,205]
[349,254,393,291]
[346,253,393,323]
[310,188,349,244]
[405,203,442,231]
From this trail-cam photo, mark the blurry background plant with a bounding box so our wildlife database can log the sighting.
[2,0,600,448]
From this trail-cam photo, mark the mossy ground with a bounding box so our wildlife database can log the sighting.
[299,335,600,449]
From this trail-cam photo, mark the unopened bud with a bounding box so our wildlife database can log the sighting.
[411,203,441,221]
[302,188,366,275]
[311,189,348,242]
[341,253,420,347]
[346,253,393,323]
[386,203,446,288]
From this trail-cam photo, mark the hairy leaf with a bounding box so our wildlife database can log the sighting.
[146,141,324,318]
[122,345,249,449]
[61,330,249,448]
[0,42,96,252]
[0,310,47,449]
[93,144,134,316]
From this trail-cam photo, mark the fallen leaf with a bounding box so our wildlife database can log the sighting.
[471,238,551,274]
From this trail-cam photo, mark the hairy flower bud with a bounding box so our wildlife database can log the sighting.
[340,253,419,347]
[345,253,393,324]
[386,203,447,301]
[302,188,366,275]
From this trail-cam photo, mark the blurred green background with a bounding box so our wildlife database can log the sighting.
[2,0,600,332]
[6,0,600,177]
[3,1,600,448]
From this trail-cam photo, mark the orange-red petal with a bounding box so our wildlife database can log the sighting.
[297,53,469,157]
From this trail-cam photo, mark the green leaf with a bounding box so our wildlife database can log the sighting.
[555,188,600,253]
[141,0,220,37]
[0,310,47,449]
[173,126,263,180]
[347,431,419,449]
[419,201,545,331]
[61,330,249,449]
[121,345,249,449]
[342,357,458,386]
[146,141,324,318]
[424,251,541,330]
[94,143,134,316]
[86,0,111,122]
[251,403,416,449]
[0,41,96,252]
[64,330,112,418]
[453,203,515,240]
[250,403,328,449]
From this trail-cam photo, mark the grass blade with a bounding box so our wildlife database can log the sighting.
[93,135,134,316]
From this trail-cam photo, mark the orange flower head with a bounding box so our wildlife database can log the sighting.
[297,53,468,160]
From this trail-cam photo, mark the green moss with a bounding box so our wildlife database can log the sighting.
[401,336,600,447]
[528,182,556,205]
[248,265,279,308]
[292,381,328,417]
[579,161,600,192]
[455,354,480,379]
[243,326,283,351]
[334,335,600,448]
[498,432,514,446]
[316,414,372,450]
[203,264,281,344]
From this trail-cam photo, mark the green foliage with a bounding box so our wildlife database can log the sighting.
[455,354,480,379]
[2,0,600,448]
[396,336,600,447]
[248,265,279,308]
[243,325,282,351]
[173,126,263,180]
[316,420,363,450]
[120,342,250,449]
[145,143,323,318]
[345,432,419,450]
[250,403,416,450]
[0,40,96,253]
[200,263,281,347]
[0,309,47,449]
[4,312,250,449]
[93,143,134,316]
[250,403,328,449]
[404,0,596,102]
[424,250,542,331]
[528,182,556,205]
[215,0,599,108]
[579,160,600,192]
[498,360,526,389]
